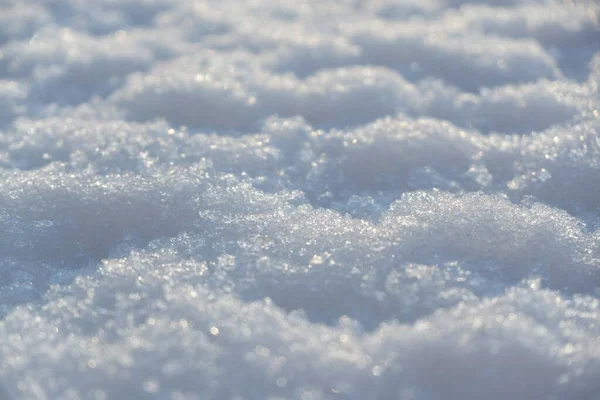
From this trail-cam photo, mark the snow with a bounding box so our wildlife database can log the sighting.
[0,0,599,399]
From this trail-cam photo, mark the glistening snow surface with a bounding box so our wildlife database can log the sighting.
[0,0,599,399]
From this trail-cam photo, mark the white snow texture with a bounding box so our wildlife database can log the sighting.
[0,0,600,399]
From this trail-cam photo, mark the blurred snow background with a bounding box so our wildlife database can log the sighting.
[0,0,599,399]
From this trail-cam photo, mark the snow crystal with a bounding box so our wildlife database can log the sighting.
[0,0,599,399]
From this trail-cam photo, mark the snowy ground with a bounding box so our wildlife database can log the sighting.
[0,0,599,399]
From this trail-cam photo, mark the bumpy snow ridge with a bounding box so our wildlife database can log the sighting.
[0,0,599,399]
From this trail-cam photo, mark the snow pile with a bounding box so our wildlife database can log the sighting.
[0,0,599,399]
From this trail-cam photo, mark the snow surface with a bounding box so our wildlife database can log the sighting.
[0,0,599,399]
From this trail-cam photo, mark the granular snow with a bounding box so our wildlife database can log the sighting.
[0,0,599,399]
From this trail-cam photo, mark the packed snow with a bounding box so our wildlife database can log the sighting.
[0,0,599,399]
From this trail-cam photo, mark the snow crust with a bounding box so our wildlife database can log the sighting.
[0,0,599,399]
